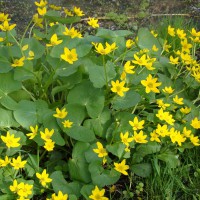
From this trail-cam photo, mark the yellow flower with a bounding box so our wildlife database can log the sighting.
[62,120,73,128]
[156,99,170,110]
[53,108,68,119]
[132,54,148,66]
[49,4,61,10]
[167,25,175,37]
[0,156,10,167]
[124,61,135,74]
[0,13,10,22]
[150,131,161,143]
[27,51,35,60]
[162,86,174,94]
[182,127,192,138]
[169,128,186,146]
[94,43,111,55]
[11,56,25,67]
[87,17,99,28]
[40,128,54,141]
[46,34,63,47]
[63,27,82,38]
[63,8,74,16]
[34,0,48,7]
[132,130,148,143]
[180,106,191,114]
[37,7,47,16]
[169,55,179,65]
[141,74,161,93]
[152,45,158,52]
[32,14,43,28]
[190,28,200,37]
[163,40,171,52]
[120,132,134,147]
[190,134,200,146]
[93,142,108,158]
[129,116,145,131]
[191,117,200,129]
[89,186,109,200]
[10,156,27,170]
[60,47,78,64]
[51,191,68,200]
[36,169,52,187]
[150,30,158,37]
[1,131,20,148]
[9,179,18,193]
[181,39,192,53]
[17,182,33,198]
[26,125,38,139]
[173,95,184,105]
[114,159,129,176]
[73,6,84,16]
[111,80,129,97]
[44,139,55,151]
[126,39,135,48]
[155,124,169,137]
[176,28,186,39]
[0,20,16,31]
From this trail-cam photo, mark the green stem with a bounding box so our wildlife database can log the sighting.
[102,55,108,89]
[20,19,33,44]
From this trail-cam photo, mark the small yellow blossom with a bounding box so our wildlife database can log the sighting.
[64,8,74,16]
[40,128,54,141]
[152,44,158,52]
[27,51,35,60]
[163,40,171,52]
[36,169,52,187]
[156,99,170,110]
[132,130,148,143]
[73,6,84,16]
[162,86,174,94]
[169,128,186,146]
[11,56,25,67]
[126,39,135,48]
[111,80,129,97]
[53,108,67,119]
[49,4,61,10]
[87,17,99,28]
[0,20,16,31]
[62,120,73,128]
[129,117,145,131]
[180,107,191,114]
[63,27,82,38]
[173,95,184,105]
[191,117,200,129]
[32,14,43,28]
[17,182,33,198]
[37,7,47,16]
[156,124,169,137]
[1,131,20,148]
[34,0,48,7]
[150,131,161,143]
[114,159,129,176]
[150,30,158,37]
[168,25,175,37]
[10,156,27,170]
[93,142,108,158]
[169,55,179,65]
[120,132,134,147]
[190,135,200,146]
[176,28,186,39]
[26,125,38,139]
[46,33,63,47]
[182,127,192,138]
[44,139,55,151]
[0,13,10,22]
[51,191,68,200]
[9,179,18,193]
[60,47,78,64]
[0,156,10,167]
[89,186,109,200]
[132,54,148,66]
[181,39,192,53]
[141,74,161,93]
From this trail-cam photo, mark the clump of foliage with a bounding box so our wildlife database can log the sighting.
[0,0,200,199]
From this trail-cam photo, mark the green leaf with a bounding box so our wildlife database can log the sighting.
[51,171,81,197]
[66,126,95,142]
[0,108,19,128]
[137,28,162,53]
[0,56,12,73]
[13,100,37,129]
[80,185,94,200]
[157,152,179,168]
[89,160,120,187]
[131,163,152,177]
[106,143,125,159]
[112,89,141,110]
[45,10,81,24]
[96,28,132,38]
[67,81,105,118]
[68,142,91,183]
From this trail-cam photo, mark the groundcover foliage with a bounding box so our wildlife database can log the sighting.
[0,1,200,199]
